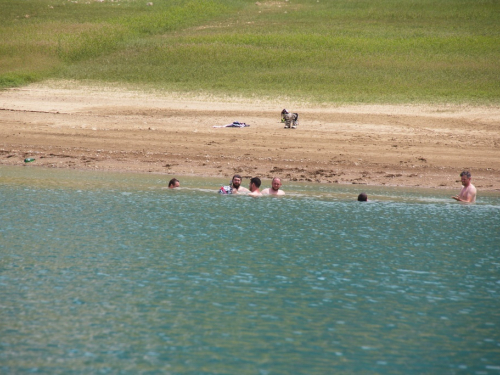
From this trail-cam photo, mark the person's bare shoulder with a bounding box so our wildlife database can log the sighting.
[234,187,250,194]
[261,188,285,196]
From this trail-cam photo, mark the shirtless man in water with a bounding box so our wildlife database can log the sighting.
[219,174,250,194]
[261,177,285,196]
[248,177,262,197]
[452,171,477,203]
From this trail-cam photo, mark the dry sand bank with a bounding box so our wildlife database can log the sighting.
[1,82,499,191]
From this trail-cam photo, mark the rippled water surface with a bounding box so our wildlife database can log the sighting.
[1,166,500,374]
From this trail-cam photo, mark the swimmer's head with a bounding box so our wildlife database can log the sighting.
[357,193,368,202]
[250,177,261,189]
[168,178,180,188]
[460,171,472,186]
[271,177,282,191]
[231,174,243,189]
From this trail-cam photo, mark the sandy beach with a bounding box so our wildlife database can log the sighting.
[1,82,499,191]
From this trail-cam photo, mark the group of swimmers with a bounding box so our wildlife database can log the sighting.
[169,170,477,203]
[218,175,286,197]
[168,175,284,197]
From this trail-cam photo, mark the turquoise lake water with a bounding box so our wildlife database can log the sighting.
[1,166,500,374]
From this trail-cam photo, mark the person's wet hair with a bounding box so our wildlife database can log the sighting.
[358,193,368,202]
[460,171,471,179]
[250,177,261,188]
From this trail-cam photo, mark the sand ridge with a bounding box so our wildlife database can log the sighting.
[1,82,499,191]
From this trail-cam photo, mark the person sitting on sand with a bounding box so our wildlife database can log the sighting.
[452,171,476,203]
[357,193,368,201]
[219,174,250,195]
[248,177,262,197]
[261,177,285,196]
[168,178,180,189]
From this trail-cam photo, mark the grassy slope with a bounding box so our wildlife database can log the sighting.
[1,0,499,104]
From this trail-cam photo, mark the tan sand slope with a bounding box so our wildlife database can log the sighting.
[1,82,499,191]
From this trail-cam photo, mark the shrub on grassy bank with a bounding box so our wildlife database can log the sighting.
[0,72,41,89]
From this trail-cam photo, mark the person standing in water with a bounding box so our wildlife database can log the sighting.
[452,171,476,203]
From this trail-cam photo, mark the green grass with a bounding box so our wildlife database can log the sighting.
[1,0,499,104]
